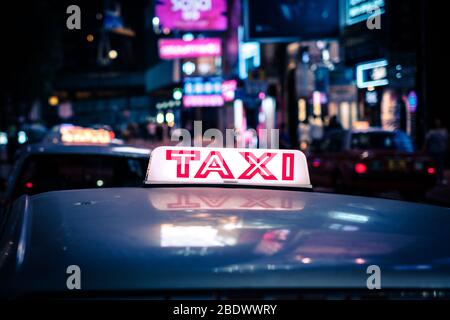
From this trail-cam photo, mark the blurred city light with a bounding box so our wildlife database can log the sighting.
[108,50,118,60]
[172,88,183,101]
[0,132,8,145]
[48,96,59,106]
[156,112,165,124]
[17,131,28,144]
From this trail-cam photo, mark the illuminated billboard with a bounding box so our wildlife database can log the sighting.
[183,77,224,107]
[346,0,385,25]
[244,0,339,42]
[158,38,222,60]
[155,0,227,31]
[356,59,389,89]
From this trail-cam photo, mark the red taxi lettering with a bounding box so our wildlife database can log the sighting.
[163,149,301,182]
[282,153,295,181]
[241,195,274,208]
[194,151,235,179]
[197,195,230,208]
[238,152,277,180]
[166,150,200,178]
[167,194,201,209]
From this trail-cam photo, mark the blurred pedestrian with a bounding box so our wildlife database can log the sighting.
[309,115,324,144]
[325,115,343,133]
[7,125,18,163]
[147,121,157,142]
[425,119,448,184]
[278,123,290,149]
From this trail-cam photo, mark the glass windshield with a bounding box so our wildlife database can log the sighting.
[12,154,148,199]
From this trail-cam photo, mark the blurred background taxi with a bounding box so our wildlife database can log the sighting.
[0,125,150,211]
[307,128,437,200]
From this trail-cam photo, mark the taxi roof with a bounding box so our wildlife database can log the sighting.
[2,187,450,297]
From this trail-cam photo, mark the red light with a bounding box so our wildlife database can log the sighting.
[427,167,436,175]
[24,182,33,189]
[355,163,367,174]
[312,159,321,168]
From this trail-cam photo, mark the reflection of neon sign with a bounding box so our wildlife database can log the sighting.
[356,59,389,89]
[159,38,222,60]
[148,188,306,211]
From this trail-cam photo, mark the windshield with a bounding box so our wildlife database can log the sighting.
[12,154,148,198]
[351,132,414,153]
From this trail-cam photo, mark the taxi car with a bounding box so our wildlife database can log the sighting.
[308,128,437,198]
[1,146,450,299]
[0,125,150,211]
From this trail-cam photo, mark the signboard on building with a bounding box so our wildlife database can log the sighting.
[158,38,222,60]
[244,0,340,42]
[155,0,227,31]
[356,59,389,89]
[183,77,224,107]
[346,0,385,25]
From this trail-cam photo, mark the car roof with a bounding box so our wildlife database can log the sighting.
[19,143,151,158]
[2,187,450,296]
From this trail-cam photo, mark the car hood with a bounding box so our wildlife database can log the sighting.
[2,187,450,296]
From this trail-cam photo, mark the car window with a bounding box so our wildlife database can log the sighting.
[12,154,148,199]
[393,131,415,153]
[321,132,344,152]
[350,132,414,152]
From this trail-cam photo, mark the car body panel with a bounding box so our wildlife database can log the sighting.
[1,187,450,297]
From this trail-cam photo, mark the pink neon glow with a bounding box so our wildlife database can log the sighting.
[156,0,227,31]
[159,38,222,59]
[222,80,237,102]
[183,95,224,107]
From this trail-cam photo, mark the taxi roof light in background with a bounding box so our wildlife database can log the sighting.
[59,125,114,145]
[145,147,312,189]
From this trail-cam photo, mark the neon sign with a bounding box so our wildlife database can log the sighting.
[158,38,222,60]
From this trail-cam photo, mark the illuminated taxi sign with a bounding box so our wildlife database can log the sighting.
[60,126,114,144]
[145,147,311,189]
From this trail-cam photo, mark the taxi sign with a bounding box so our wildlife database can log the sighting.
[59,125,114,144]
[145,147,311,189]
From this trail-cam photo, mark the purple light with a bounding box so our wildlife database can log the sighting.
[222,80,237,102]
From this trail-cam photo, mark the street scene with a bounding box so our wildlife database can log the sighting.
[1,0,450,307]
